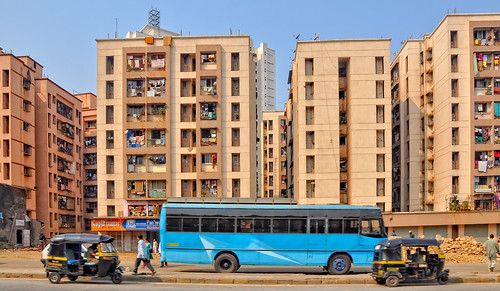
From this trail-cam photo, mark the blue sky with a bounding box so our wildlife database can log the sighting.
[0,0,493,109]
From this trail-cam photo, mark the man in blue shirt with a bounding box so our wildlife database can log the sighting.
[133,235,156,275]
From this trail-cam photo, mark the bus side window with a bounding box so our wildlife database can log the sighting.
[273,219,289,233]
[310,219,325,234]
[361,220,371,234]
[166,217,181,232]
[218,218,235,233]
[237,218,253,233]
[254,219,271,233]
[371,219,382,234]
[328,219,342,234]
[344,219,359,234]
[182,217,200,232]
[290,219,307,233]
[201,218,217,232]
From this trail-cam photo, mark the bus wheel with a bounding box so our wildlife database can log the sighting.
[214,253,238,273]
[327,254,351,275]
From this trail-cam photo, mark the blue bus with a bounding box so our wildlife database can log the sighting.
[159,203,386,274]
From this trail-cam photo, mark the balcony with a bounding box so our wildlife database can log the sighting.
[475,184,492,193]
[57,101,73,120]
[85,169,97,181]
[127,54,145,72]
[127,130,145,148]
[475,127,491,144]
[84,137,96,148]
[127,105,145,122]
[201,179,218,197]
[200,52,217,70]
[148,104,166,121]
[127,79,145,97]
[201,128,217,146]
[146,79,166,97]
[59,215,76,228]
[200,103,217,120]
[147,53,165,71]
[148,129,166,147]
[200,78,217,96]
[59,122,75,139]
[128,180,146,198]
[83,153,97,166]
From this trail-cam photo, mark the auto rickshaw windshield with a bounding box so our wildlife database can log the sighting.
[377,246,402,261]
[100,243,116,253]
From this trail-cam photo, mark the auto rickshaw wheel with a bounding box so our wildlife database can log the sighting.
[48,272,61,284]
[385,275,399,287]
[327,254,352,275]
[67,275,78,281]
[375,278,386,285]
[111,273,122,284]
[437,274,449,285]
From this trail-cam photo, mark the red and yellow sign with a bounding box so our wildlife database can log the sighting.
[91,219,125,231]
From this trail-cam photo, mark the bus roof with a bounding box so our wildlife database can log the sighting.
[161,203,379,210]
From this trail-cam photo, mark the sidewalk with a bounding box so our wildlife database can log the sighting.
[0,253,499,284]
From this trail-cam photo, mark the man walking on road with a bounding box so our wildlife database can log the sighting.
[133,235,156,275]
[484,234,500,272]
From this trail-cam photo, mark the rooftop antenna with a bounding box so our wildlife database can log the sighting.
[149,8,160,28]
[115,18,118,38]
[314,33,320,40]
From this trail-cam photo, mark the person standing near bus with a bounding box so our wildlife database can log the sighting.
[158,241,167,267]
[133,235,156,275]
[484,234,500,272]
[152,239,159,254]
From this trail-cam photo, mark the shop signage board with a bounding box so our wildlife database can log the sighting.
[91,218,159,231]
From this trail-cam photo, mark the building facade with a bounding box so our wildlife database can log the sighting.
[0,52,38,218]
[261,111,287,198]
[35,79,84,236]
[391,13,500,212]
[95,27,257,249]
[288,40,392,208]
[77,93,98,231]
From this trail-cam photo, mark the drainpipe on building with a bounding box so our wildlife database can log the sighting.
[8,213,16,244]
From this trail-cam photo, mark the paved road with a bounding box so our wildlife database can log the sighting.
[0,278,499,291]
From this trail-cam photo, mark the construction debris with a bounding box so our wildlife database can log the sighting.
[440,236,486,264]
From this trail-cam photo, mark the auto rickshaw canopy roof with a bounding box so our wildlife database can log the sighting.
[50,233,114,245]
[377,238,441,248]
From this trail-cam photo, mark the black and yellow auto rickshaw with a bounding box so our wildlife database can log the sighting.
[372,238,449,287]
[43,233,123,284]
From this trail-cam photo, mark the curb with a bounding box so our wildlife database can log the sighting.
[1,272,499,284]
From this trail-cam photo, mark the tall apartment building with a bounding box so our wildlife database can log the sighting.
[77,93,98,231]
[253,43,276,197]
[0,51,38,218]
[261,111,287,198]
[35,79,84,236]
[95,26,256,247]
[287,40,392,208]
[391,13,500,212]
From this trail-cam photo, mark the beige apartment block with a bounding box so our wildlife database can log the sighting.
[288,40,392,209]
[35,79,84,236]
[77,93,97,231]
[95,31,256,233]
[0,52,38,217]
[261,111,287,198]
[391,13,500,212]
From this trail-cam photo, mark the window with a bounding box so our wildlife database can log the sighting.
[87,121,96,129]
[376,81,384,98]
[2,70,9,87]
[232,128,240,146]
[450,31,457,48]
[127,54,144,71]
[340,135,346,145]
[306,106,314,125]
[268,120,273,130]
[377,179,385,196]
[376,105,384,123]
[361,219,383,237]
[309,219,326,234]
[106,156,114,174]
[451,55,458,72]
[232,154,240,172]
[306,155,315,173]
[3,163,9,180]
[106,106,114,124]
[231,103,240,121]
[452,104,459,121]
[344,219,359,234]
[106,130,114,149]
[377,154,385,172]
[375,57,384,74]
[231,78,239,96]
[451,79,458,97]
[127,79,145,97]
[3,140,9,157]
[2,116,8,133]
[305,58,314,76]
[23,122,29,131]
[107,181,115,199]
[2,93,8,109]
[106,81,114,99]
[306,131,314,149]
[231,53,239,71]
[377,130,384,147]
[452,152,459,170]
[105,56,114,74]
[232,179,240,197]
[147,78,166,97]
[452,127,459,145]
[305,82,314,100]
[452,176,459,194]
[107,206,115,217]
[306,180,315,198]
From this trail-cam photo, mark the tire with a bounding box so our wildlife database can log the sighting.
[67,275,78,281]
[48,272,61,284]
[375,278,386,285]
[385,275,399,287]
[214,253,238,273]
[327,254,352,275]
[111,273,122,284]
[437,274,449,285]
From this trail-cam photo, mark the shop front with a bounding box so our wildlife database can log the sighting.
[91,218,159,251]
